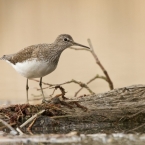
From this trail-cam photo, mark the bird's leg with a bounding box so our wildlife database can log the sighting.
[26,79,29,103]
[39,77,46,103]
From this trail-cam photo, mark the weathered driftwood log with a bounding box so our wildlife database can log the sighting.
[1,84,145,133]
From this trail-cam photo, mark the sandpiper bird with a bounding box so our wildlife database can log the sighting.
[0,34,90,103]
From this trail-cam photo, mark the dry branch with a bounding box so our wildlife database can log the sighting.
[87,39,113,90]
[71,39,114,91]
[74,74,108,97]
[32,79,95,96]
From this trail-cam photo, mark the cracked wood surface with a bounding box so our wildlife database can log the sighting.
[32,84,145,132]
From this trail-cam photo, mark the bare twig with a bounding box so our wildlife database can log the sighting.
[27,117,37,131]
[0,118,17,135]
[32,79,95,95]
[19,110,45,129]
[32,79,74,87]
[31,79,52,86]
[71,79,95,94]
[36,86,49,91]
[74,74,108,97]
[16,127,24,135]
[49,79,95,95]
[87,39,113,90]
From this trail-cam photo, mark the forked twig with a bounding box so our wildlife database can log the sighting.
[27,117,37,131]
[70,39,113,96]
[33,79,95,95]
[49,79,95,95]
[71,39,113,90]
[87,39,113,90]
[74,74,108,97]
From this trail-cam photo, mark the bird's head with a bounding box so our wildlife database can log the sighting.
[54,34,90,50]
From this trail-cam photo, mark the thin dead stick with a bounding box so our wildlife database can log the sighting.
[32,79,74,87]
[0,118,17,135]
[74,74,108,97]
[19,109,45,129]
[49,79,95,95]
[36,86,49,91]
[16,127,24,135]
[87,39,113,90]
[71,79,95,94]
[31,79,52,86]
[27,117,37,131]
[16,110,45,135]
[32,79,95,95]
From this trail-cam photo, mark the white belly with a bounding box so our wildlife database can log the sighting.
[7,59,56,78]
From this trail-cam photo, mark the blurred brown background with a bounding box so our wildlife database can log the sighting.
[0,0,145,103]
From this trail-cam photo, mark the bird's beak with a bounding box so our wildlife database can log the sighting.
[73,41,90,49]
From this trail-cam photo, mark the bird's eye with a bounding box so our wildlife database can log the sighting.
[64,38,68,42]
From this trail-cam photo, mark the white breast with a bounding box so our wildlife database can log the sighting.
[7,59,57,79]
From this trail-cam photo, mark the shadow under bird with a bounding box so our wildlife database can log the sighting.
[0,34,90,103]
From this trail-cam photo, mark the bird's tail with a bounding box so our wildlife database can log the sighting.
[0,55,6,60]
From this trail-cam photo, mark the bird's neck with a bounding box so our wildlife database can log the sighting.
[48,46,64,64]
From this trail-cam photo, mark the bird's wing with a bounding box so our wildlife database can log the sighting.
[0,44,50,64]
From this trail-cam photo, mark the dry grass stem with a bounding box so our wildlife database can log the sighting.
[16,127,24,135]
[19,109,45,129]
[27,117,37,132]
[0,118,17,135]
